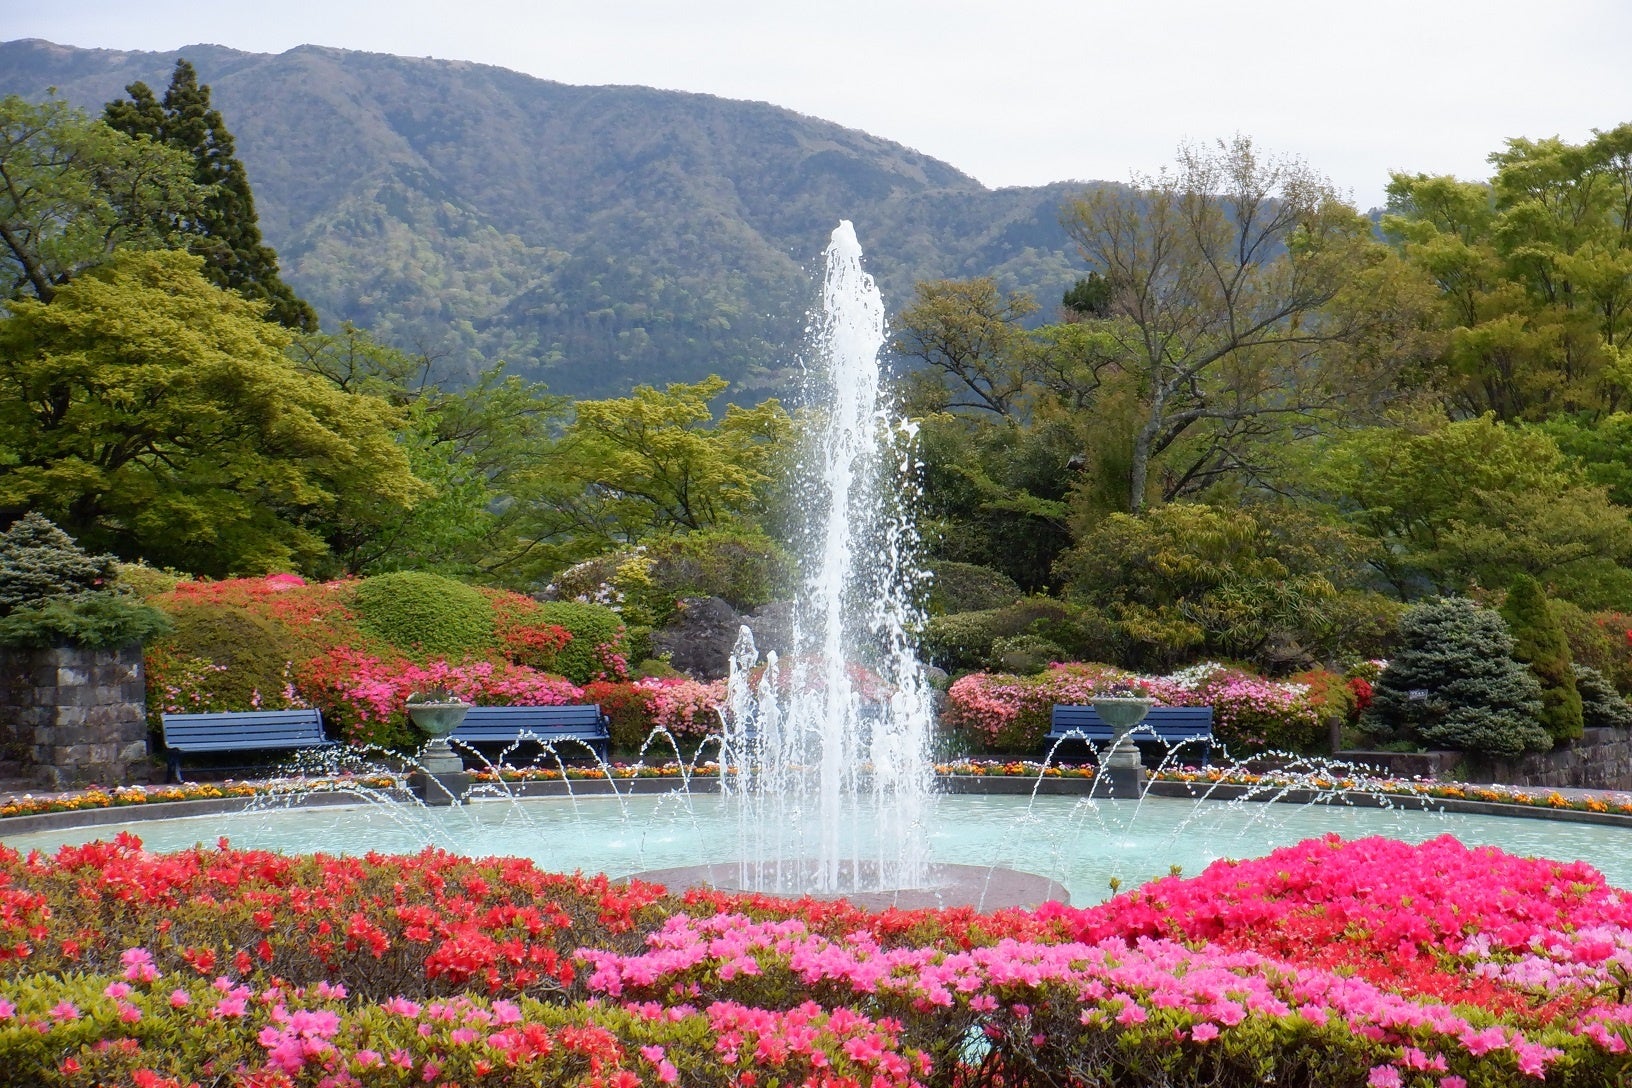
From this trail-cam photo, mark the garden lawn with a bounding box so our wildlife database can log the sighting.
[0,833,1628,1086]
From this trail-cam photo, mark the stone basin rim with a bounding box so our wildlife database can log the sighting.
[3,776,1631,839]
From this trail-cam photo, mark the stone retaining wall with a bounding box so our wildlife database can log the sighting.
[0,643,150,788]
[1344,726,1632,791]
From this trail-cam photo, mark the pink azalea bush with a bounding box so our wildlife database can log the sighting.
[945,661,1324,755]
[299,647,586,747]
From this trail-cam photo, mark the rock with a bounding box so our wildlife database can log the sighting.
[649,597,748,680]
[744,601,795,658]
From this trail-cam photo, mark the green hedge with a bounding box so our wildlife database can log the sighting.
[533,600,627,683]
[351,571,495,659]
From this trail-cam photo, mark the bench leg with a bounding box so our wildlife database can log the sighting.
[167,753,182,784]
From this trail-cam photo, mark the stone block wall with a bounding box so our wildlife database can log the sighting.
[1345,726,1632,791]
[0,643,150,788]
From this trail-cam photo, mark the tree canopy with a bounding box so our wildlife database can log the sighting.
[103,59,316,330]
[0,93,200,303]
[0,249,418,575]
[1385,123,1632,422]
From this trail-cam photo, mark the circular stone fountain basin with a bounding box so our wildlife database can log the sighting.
[6,791,1630,906]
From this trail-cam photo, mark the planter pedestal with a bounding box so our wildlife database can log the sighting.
[406,702,471,807]
[408,742,470,807]
[1093,697,1155,799]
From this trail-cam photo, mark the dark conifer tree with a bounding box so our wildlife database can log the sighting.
[1363,596,1550,756]
[1500,574,1584,743]
[104,59,317,330]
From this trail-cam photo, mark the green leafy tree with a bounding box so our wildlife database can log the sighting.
[0,94,200,302]
[1364,596,1550,756]
[524,376,790,562]
[104,59,316,330]
[894,277,1043,418]
[1307,414,1632,605]
[1385,124,1632,421]
[1055,501,1387,672]
[1060,136,1412,512]
[1500,574,1584,743]
[287,324,570,581]
[0,249,421,575]
[915,414,1077,593]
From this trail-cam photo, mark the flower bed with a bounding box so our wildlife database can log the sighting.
[0,834,1629,1085]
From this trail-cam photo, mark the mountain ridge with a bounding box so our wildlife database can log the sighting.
[0,38,1100,397]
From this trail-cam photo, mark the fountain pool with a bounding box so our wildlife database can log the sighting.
[6,791,1628,905]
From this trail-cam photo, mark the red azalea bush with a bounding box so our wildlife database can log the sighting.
[4,834,1631,1086]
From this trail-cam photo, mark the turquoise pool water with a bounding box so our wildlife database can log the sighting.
[4,790,1626,904]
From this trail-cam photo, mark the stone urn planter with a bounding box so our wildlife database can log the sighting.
[1091,694,1155,799]
[406,693,471,806]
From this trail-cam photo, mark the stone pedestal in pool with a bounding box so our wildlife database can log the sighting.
[1092,696,1156,799]
[628,861,1068,910]
[405,701,472,806]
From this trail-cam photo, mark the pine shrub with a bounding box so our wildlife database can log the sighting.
[1500,574,1583,743]
[0,512,117,609]
[0,514,170,648]
[350,571,495,659]
[1363,597,1550,756]
[1574,664,1632,730]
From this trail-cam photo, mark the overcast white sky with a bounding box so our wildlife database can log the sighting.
[7,0,1628,210]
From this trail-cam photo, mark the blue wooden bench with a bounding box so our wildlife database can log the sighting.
[160,708,337,782]
[1046,704,1215,764]
[449,704,611,762]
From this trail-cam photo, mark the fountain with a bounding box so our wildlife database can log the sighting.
[6,224,1631,911]
[723,221,934,894]
[633,222,1061,907]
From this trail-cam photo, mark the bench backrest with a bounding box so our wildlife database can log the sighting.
[451,704,609,743]
[162,709,329,752]
[1048,704,1214,740]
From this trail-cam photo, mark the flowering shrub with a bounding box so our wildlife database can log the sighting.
[944,661,1322,755]
[1,834,1631,1086]
[140,575,633,751]
[636,676,728,742]
[485,591,575,671]
[298,648,585,747]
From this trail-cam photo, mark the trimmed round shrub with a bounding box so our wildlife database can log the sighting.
[645,529,795,612]
[351,571,495,659]
[925,560,1022,615]
[1363,597,1550,757]
[921,609,1006,672]
[145,604,303,720]
[986,634,1067,675]
[1574,664,1632,730]
[533,601,628,684]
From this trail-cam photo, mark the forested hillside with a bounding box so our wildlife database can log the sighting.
[0,38,1091,396]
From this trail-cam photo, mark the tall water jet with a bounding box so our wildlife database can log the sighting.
[723,221,936,895]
